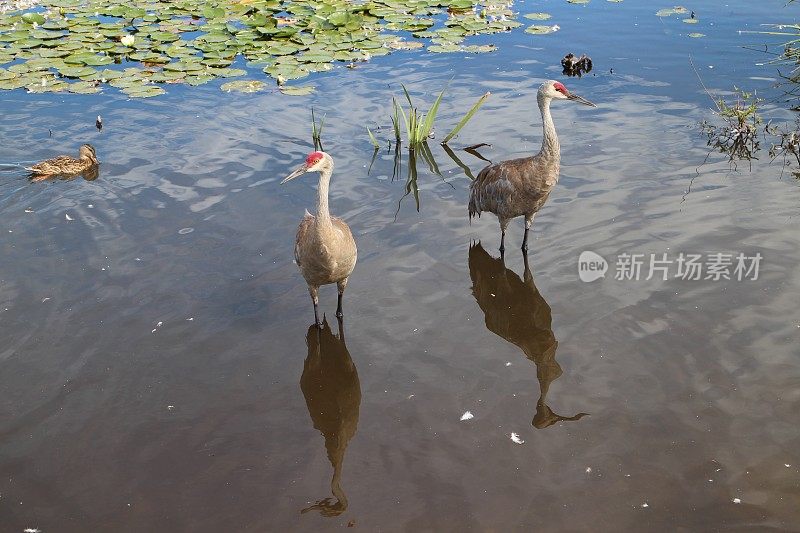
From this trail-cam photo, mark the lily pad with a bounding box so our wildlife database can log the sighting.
[21,13,46,25]
[524,13,552,20]
[656,6,688,16]
[279,85,315,96]
[688,32,705,38]
[122,84,166,98]
[220,79,267,93]
[525,25,559,35]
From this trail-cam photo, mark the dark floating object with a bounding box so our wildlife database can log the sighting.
[96,115,103,131]
[561,53,593,77]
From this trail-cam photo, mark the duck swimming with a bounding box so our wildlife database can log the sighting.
[27,144,99,180]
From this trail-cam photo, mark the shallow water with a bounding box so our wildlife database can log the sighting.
[1,1,800,531]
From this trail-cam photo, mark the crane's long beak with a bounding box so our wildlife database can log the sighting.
[567,93,596,107]
[281,163,308,184]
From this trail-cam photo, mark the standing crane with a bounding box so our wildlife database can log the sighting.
[282,151,357,326]
[468,80,595,254]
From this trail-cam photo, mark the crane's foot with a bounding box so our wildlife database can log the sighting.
[336,294,343,319]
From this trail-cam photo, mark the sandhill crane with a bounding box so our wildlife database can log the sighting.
[468,80,595,254]
[282,151,357,326]
[300,318,361,517]
[469,242,588,428]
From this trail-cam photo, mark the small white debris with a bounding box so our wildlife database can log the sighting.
[24,529,41,533]
[406,394,415,399]
[186,317,194,321]
[178,227,194,235]
[24,208,33,213]
[509,432,524,444]
[641,502,649,508]
[41,297,50,303]
[732,498,741,504]
[87,204,94,208]
[585,467,592,474]
[460,411,474,421]
[65,214,73,221]
[167,405,174,411]
[490,293,495,297]
[785,464,791,468]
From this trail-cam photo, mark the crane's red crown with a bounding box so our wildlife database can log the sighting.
[306,151,324,166]
[553,82,568,94]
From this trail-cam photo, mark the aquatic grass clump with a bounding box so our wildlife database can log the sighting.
[387,83,490,149]
[700,87,762,163]
[366,82,491,212]
[394,84,445,149]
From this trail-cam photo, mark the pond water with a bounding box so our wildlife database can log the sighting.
[1,0,800,531]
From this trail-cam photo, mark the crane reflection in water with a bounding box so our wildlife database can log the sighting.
[299,318,361,517]
[468,242,588,428]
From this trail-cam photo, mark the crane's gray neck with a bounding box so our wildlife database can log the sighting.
[315,162,334,230]
[537,95,559,162]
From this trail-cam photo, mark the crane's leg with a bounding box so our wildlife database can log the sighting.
[521,214,535,253]
[308,285,321,327]
[336,278,348,319]
[499,217,510,256]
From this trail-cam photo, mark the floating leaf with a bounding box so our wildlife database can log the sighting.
[279,85,315,96]
[122,84,166,98]
[524,13,552,20]
[688,32,705,38]
[220,79,267,93]
[21,13,46,25]
[68,80,101,94]
[525,25,559,34]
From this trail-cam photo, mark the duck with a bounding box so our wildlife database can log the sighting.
[27,144,99,179]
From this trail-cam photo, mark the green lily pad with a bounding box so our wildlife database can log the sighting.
[279,84,314,96]
[21,13,46,25]
[567,0,590,3]
[57,65,97,78]
[688,32,705,38]
[524,13,552,20]
[683,18,698,24]
[67,80,101,94]
[221,79,267,93]
[122,84,166,98]
[656,6,688,16]
[525,25,559,34]
[64,52,114,66]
